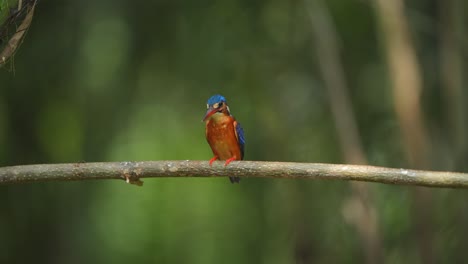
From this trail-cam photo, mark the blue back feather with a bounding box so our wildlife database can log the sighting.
[236,122,245,159]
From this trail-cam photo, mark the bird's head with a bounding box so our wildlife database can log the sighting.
[203,94,230,122]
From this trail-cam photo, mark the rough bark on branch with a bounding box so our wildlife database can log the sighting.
[0,161,467,188]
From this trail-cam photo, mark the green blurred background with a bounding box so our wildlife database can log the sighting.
[1,0,467,263]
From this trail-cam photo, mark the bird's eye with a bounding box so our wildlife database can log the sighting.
[219,102,223,107]
[213,103,219,109]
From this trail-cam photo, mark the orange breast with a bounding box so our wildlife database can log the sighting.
[206,116,242,160]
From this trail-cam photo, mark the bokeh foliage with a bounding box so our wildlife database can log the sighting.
[1,0,468,263]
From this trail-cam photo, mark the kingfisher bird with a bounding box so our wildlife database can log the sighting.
[203,94,245,183]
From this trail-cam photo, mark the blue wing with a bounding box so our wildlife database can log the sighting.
[234,121,245,160]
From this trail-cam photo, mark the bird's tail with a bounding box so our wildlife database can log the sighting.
[229,176,240,184]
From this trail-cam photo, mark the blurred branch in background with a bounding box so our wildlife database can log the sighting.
[439,0,466,169]
[0,0,36,68]
[306,1,383,263]
[373,0,431,168]
[372,0,434,263]
[2,161,468,188]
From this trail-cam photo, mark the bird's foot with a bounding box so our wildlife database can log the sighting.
[224,157,236,166]
[209,156,219,166]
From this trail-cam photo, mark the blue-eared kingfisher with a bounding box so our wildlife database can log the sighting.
[203,94,245,183]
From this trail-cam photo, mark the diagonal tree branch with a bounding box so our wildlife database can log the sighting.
[0,161,468,188]
[0,0,36,68]
[306,0,366,165]
[306,1,383,263]
[373,0,435,262]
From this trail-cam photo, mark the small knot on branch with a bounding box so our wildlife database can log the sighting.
[120,162,143,186]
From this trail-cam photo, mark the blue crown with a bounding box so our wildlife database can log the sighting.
[207,94,227,106]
